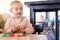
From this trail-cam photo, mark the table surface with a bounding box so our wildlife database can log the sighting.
[0,34,48,40]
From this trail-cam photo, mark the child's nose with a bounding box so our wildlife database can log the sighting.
[18,10,21,13]
[18,10,21,12]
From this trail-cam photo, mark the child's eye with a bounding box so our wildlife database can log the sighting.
[15,8,18,10]
[20,8,22,10]
[14,7,18,10]
[20,7,23,10]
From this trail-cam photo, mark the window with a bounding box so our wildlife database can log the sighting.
[35,12,46,25]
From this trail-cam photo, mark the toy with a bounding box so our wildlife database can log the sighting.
[2,32,25,37]
[2,33,11,37]
[11,33,14,37]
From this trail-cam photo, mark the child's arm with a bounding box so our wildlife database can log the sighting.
[24,18,34,34]
[4,18,12,33]
[4,19,19,33]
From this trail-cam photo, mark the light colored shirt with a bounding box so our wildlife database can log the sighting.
[4,16,34,34]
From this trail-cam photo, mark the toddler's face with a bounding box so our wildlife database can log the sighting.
[11,3,23,17]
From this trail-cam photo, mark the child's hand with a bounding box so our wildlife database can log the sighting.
[0,29,4,33]
[19,27,25,33]
[11,25,19,33]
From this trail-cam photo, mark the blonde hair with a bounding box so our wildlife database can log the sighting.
[10,1,22,12]
[10,1,22,6]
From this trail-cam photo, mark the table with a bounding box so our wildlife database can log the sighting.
[0,34,48,40]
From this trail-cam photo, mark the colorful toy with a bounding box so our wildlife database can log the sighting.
[2,33,11,37]
[14,33,24,37]
[11,33,14,37]
[14,33,18,37]
[2,33,25,37]
[2,33,6,37]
